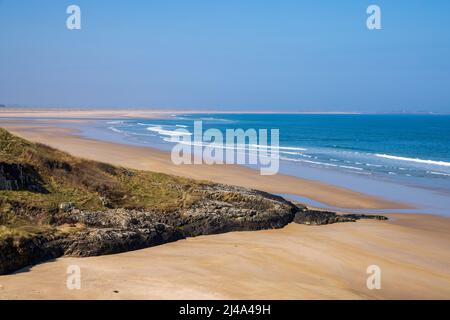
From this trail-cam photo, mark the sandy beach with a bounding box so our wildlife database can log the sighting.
[0,214,449,299]
[0,111,449,299]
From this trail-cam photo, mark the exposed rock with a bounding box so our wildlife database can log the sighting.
[0,234,66,275]
[0,183,390,275]
[0,163,47,193]
[63,224,183,256]
[293,209,388,225]
[176,185,298,236]
[0,183,389,274]
[59,202,75,212]
[0,183,301,274]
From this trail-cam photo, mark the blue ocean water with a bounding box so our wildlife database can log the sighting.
[71,114,450,215]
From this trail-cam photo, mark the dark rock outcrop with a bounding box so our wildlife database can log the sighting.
[54,184,299,238]
[63,224,183,256]
[0,184,389,274]
[293,209,388,225]
[0,162,47,193]
[176,185,298,236]
[0,234,66,275]
[0,184,300,274]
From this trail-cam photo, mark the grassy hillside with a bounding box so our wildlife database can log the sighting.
[0,127,205,239]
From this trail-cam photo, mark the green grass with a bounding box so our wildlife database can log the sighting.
[0,127,208,238]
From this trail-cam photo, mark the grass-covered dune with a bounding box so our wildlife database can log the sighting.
[0,127,207,236]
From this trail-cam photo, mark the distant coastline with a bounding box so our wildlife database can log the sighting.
[1,106,449,116]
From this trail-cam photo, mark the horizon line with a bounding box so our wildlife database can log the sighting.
[0,106,449,115]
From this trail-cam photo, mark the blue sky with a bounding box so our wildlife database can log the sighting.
[0,0,449,112]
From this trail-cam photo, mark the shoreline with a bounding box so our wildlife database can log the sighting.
[0,107,365,117]
[0,118,410,211]
[1,107,449,116]
[1,114,449,299]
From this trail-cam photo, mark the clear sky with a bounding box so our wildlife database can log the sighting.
[1,0,449,112]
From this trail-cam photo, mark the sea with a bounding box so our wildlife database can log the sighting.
[69,114,450,216]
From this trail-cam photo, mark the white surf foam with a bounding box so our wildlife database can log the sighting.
[375,154,450,167]
[146,126,192,137]
[339,165,363,171]
[365,163,383,167]
[280,157,339,167]
[108,126,124,134]
[427,171,450,177]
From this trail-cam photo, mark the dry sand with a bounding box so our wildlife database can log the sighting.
[0,108,361,119]
[0,215,449,299]
[0,114,449,299]
[0,108,175,119]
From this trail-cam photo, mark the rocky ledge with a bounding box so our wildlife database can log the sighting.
[293,209,388,225]
[0,183,387,275]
